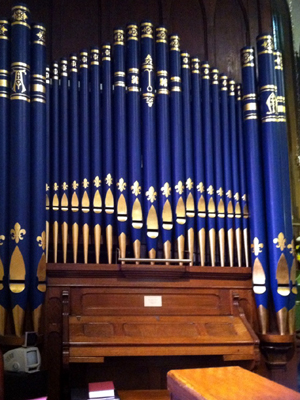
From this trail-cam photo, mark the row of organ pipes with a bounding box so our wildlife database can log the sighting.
[0,3,296,338]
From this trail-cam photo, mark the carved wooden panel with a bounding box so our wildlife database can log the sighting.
[71,288,228,316]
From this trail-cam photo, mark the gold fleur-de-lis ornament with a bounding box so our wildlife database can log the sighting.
[273,232,286,251]
[105,174,113,186]
[146,186,157,203]
[175,181,184,195]
[82,178,89,189]
[251,237,264,256]
[186,178,193,190]
[197,182,205,193]
[94,176,101,188]
[161,182,171,198]
[37,231,46,250]
[72,180,79,190]
[117,178,127,192]
[131,181,141,196]
[10,223,26,244]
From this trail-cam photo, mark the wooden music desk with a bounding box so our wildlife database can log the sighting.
[167,366,300,400]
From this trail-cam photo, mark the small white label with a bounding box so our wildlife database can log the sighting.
[144,296,162,307]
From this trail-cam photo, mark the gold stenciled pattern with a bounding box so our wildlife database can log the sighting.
[10,223,26,244]
[207,185,214,195]
[0,235,5,245]
[170,37,180,50]
[131,181,141,196]
[0,24,8,36]
[114,31,124,43]
[82,178,89,189]
[241,51,254,66]
[287,239,295,255]
[156,29,167,41]
[226,190,232,198]
[117,178,127,192]
[161,182,171,198]
[72,180,79,190]
[186,178,193,190]
[37,231,46,250]
[197,182,205,193]
[105,173,113,186]
[217,188,224,197]
[274,52,283,69]
[127,26,138,37]
[146,186,157,203]
[234,193,239,201]
[273,232,286,251]
[251,237,264,256]
[260,37,273,52]
[12,69,27,94]
[12,9,28,22]
[36,30,46,43]
[94,176,101,188]
[175,181,184,195]
[62,182,68,191]
[266,92,278,115]
[141,24,153,37]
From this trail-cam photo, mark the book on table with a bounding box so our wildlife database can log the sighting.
[88,381,115,399]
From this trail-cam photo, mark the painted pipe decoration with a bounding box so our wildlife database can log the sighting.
[141,21,159,261]
[45,65,50,263]
[241,46,270,334]
[169,34,186,261]
[228,80,242,267]
[69,54,80,263]
[102,43,114,264]
[201,62,216,266]
[181,52,195,265]
[114,29,128,261]
[79,50,91,264]
[9,3,31,337]
[50,61,60,264]
[59,57,69,263]
[126,23,143,260]
[0,18,10,335]
[156,26,173,261]
[235,83,249,268]
[30,23,47,333]
[211,69,225,267]
[274,50,296,334]
[219,74,234,267]
[90,47,102,264]
[257,34,290,335]
[191,57,206,266]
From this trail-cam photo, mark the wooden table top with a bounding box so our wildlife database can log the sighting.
[167,366,300,400]
[119,390,170,400]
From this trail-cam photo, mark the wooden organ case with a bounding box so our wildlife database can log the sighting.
[1,0,298,399]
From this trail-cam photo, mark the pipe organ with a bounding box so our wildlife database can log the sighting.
[0,1,298,398]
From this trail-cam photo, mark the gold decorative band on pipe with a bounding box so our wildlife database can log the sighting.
[10,95,30,102]
[11,62,30,69]
[114,82,126,87]
[259,84,277,91]
[0,79,9,87]
[243,103,257,111]
[11,21,31,29]
[32,84,46,93]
